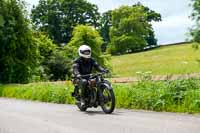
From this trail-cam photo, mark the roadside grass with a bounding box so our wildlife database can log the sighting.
[0,78,200,113]
[0,82,74,104]
[114,78,200,113]
[112,43,200,77]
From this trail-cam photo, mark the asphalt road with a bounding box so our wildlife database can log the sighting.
[0,98,200,133]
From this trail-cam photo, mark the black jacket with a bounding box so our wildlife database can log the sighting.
[72,57,105,77]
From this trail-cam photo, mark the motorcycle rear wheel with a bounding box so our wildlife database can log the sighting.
[75,89,87,112]
[76,102,87,111]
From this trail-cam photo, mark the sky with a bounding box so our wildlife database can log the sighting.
[25,0,194,45]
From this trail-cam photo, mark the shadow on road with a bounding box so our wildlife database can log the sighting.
[83,110,123,116]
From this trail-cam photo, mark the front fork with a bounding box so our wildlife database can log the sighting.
[98,81,113,104]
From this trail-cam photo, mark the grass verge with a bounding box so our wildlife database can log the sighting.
[114,79,200,113]
[0,79,200,113]
[0,81,74,104]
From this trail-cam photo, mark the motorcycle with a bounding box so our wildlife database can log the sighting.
[72,72,115,114]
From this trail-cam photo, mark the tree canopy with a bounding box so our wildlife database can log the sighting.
[100,3,161,54]
[109,6,150,54]
[31,0,100,44]
[0,0,39,83]
[67,25,109,67]
[99,10,112,44]
[134,3,161,47]
[190,0,200,43]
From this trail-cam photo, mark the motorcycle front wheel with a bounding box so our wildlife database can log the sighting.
[100,86,115,114]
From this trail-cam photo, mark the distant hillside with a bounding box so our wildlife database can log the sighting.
[112,42,200,77]
[159,41,192,46]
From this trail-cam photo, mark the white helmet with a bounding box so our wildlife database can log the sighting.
[78,45,91,58]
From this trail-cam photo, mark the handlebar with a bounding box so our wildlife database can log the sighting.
[79,72,109,78]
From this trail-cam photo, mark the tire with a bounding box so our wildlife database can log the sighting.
[100,87,115,114]
[76,102,87,112]
[75,88,87,112]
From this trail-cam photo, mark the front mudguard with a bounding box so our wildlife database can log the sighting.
[97,80,112,90]
[97,80,113,106]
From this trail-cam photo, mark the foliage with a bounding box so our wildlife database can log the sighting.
[45,48,75,81]
[192,43,199,50]
[102,3,161,54]
[32,32,77,81]
[34,32,57,60]
[67,25,110,67]
[112,43,200,77]
[133,3,161,47]
[99,10,112,52]
[190,26,200,43]
[190,0,200,44]
[31,0,100,44]
[191,0,200,21]
[0,0,39,83]
[141,6,161,22]
[136,71,152,81]
[32,32,57,81]
[114,78,200,113]
[109,6,150,54]
[0,78,200,113]
[0,82,74,104]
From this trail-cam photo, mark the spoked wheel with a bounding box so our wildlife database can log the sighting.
[75,89,87,112]
[100,86,115,114]
[77,102,87,112]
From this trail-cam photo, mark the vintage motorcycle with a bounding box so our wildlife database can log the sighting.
[72,72,115,114]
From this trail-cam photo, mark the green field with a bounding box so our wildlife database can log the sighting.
[112,43,200,77]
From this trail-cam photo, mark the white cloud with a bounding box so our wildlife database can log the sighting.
[152,14,194,44]
[153,15,193,29]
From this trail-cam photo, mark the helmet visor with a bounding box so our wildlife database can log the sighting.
[80,50,91,55]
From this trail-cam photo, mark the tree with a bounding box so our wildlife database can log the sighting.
[67,25,109,67]
[109,6,150,55]
[33,32,76,81]
[133,3,161,47]
[99,10,112,52]
[32,32,57,81]
[0,0,39,83]
[99,3,161,53]
[190,0,200,44]
[31,0,100,44]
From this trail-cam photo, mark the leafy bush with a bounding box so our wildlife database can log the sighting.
[0,0,40,83]
[32,32,77,81]
[31,32,57,81]
[46,50,74,81]
[114,78,200,113]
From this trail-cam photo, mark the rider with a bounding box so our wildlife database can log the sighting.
[72,45,108,106]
